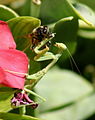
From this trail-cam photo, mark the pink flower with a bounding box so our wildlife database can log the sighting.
[0,20,28,89]
[0,20,16,49]
[11,92,38,109]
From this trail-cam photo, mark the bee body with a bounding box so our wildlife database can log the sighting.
[29,26,54,49]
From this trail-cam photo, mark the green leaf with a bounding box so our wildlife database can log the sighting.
[7,16,41,50]
[35,67,93,112]
[73,3,95,26]
[8,16,41,74]
[78,29,95,39]
[0,5,19,21]
[53,17,78,61]
[78,0,95,11]
[39,0,76,24]
[0,87,15,112]
[40,0,95,26]
[78,20,95,39]
[40,94,95,120]
[0,112,41,120]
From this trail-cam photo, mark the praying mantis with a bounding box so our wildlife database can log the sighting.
[25,25,67,89]
[11,25,67,114]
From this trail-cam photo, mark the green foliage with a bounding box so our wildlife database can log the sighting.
[0,87,15,112]
[0,0,95,119]
[53,17,78,61]
[36,67,93,114]
[40,94,95,120]
[73,2,95,26]
[39,0,95,26]
[0,5,19,21]
[8,16,41,73]
[8,16,41,50]
[78,0,95,11]
[0,112,41,120]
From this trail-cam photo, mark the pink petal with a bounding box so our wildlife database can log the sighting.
[0,49,28,89]
[0,67,6,84]
[0,20,16,49]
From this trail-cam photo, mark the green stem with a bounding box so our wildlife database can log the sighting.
[19,106,26,115]
[30,0,41,18]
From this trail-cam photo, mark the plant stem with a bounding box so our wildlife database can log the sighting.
[30,0,41,18]
[19,106,26,115]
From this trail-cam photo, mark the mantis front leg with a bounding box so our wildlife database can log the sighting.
[26,42,67,89]
[33,36,53,61]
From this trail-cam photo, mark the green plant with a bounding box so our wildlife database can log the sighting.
[0,0,95,120]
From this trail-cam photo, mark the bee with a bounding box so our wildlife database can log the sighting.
[28,26,55,49]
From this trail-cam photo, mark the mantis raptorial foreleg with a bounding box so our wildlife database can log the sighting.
[26,42,67,89]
